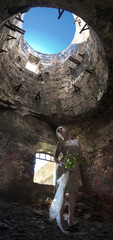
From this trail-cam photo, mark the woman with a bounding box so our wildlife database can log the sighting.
[54,126,82,232]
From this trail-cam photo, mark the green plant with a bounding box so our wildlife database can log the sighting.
[65,151,77,169]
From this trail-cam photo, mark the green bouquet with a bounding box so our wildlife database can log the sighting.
[64,151,77,169]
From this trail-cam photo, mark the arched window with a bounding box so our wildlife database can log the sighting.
[33,152,56,185]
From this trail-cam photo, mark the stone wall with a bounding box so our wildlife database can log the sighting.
[66,108,113,206]
[0,0,113,214]
[0,16,108,118]
[0,110,56,202]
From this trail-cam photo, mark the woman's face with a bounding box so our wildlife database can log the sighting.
[58,126,68,138]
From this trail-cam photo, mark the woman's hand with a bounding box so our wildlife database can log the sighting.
[54,158,65,168]
[59,162,65,168]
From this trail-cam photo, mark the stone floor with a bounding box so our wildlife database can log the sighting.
[0,195,113,240]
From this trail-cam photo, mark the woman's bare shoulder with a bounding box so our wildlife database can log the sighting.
[73,139,80,145]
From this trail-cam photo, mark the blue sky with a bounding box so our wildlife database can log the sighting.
[23,7,75,54]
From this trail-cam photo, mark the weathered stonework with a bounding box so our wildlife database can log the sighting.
[0,0,113,223]
[0,15,108,118]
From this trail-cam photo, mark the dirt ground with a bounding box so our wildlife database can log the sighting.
[0,196,113,240]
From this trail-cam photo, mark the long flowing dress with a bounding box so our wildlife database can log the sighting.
[55,139,82,193]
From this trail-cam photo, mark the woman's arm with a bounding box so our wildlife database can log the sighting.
[54,149,61,165]
[54,142,64,167]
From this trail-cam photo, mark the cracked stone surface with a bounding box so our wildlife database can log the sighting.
[0,197,113,240]
[0,0,113,228]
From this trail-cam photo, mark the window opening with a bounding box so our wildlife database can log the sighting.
[33,152,55,185]
[25,61,38,72]
[25,53,40,73]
